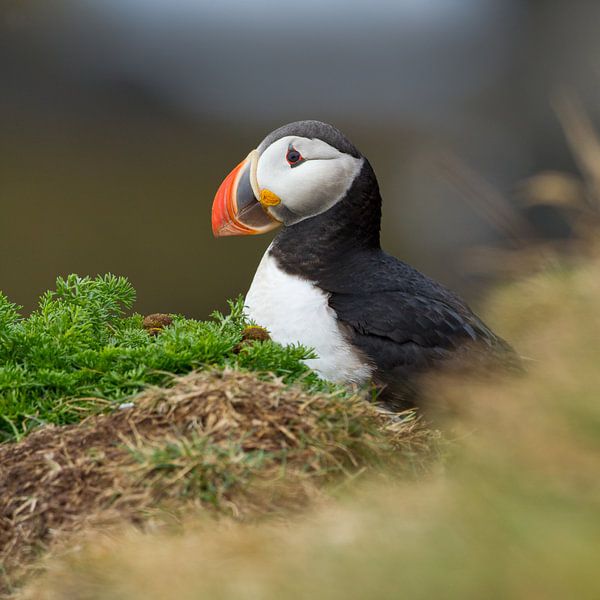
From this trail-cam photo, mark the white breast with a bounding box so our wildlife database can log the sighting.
[244,247,373,385]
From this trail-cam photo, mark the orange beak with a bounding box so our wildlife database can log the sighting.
[211,150,279,237]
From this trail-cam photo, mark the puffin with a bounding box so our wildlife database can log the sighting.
[211,120,518,408]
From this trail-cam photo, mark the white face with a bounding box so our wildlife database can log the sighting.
[255,135,364,225]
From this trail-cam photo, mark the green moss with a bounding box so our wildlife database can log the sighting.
[0,274,338,442]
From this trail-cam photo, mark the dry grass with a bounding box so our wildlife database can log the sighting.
[17,247,600,600]
[0,370,437,596]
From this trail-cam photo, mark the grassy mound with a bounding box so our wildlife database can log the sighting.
[0,370,437,594]
[0,275,331,442]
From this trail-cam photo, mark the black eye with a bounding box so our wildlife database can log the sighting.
[286,145,304,167]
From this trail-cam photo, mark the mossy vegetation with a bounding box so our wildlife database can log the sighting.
[0,274,334,442]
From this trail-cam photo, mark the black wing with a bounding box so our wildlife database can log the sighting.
[330,290,506,368]
[329,289,517,406]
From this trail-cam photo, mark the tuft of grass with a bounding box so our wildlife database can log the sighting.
[0,274,333,442]
[130,435,270,507]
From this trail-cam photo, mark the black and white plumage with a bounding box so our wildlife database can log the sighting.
[212,120,518,408]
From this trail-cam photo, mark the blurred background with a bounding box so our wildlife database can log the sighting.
[2,0,600,318]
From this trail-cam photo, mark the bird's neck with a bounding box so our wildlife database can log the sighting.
[270,161,382,282]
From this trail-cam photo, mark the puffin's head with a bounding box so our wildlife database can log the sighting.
[211,120,364,236]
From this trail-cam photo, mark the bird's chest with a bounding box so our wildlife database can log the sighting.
[244,250,372,384]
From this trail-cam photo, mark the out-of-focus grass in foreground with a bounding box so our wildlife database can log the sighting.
[20,248,600,599]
